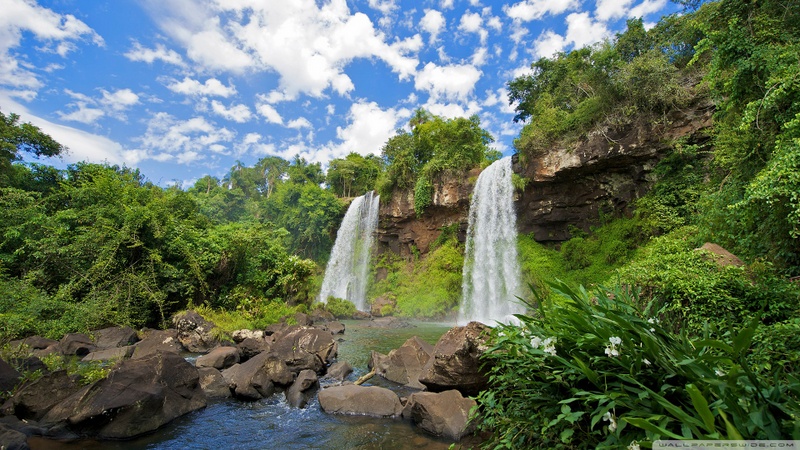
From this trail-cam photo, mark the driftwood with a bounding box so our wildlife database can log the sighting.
[354,369,375,385]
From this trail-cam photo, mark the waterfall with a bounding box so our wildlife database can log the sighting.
[459,157,522,325]
[318,191,380,311]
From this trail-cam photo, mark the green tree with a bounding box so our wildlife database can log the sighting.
[326,153,381,197]
[1,110,66,185]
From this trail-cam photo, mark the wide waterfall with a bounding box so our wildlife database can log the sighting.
[318,191,380,311]
[458,156,522,325]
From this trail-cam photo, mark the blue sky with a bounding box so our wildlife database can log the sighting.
[0,0,680,187]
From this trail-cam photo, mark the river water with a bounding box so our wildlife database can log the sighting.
[29,321,458,450]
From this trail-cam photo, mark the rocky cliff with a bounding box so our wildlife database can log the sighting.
[375,100,714,253]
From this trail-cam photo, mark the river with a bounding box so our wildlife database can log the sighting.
[29,320,458,450]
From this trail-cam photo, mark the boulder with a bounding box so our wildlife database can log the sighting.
[697,243,745,267]
[294,312,313,326]
[10,336,57,350]
[9,357,47,375]
[309,308,335,323]
[371,336,433,389]
[131,329,183,359]
[196,346,240,370]
[81,346,134,362]
[325,361,353,382]
[1,370,81,420]
[318,385,403,418]
[317,321,346,335]
[0,358,21,395]
[236,337,272,362]
[41,351,206,439]
[197,367,232,399]
[363,317,413,329]
[352,310,371,320]
[270,326,337,374]
[92,326,138,349]
[370,295,396,317]
[222,351,294,401]
[264,322,289,336]
[285,369,319,408]
[419,322,491,396]
[58,333,97,357]
[0,422,28,450]
[231,329,264,343]
[172,310,217,353]
[402,390,477,441]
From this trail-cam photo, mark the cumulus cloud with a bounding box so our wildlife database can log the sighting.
[420,9,446,43]
[459,11,488,44]
[101,88,140,111]
[124,41,185,67]
[165,77,236,97]
[210,100,253,123]
[0,0,102,91]
[368,0,398,15]
[137,112,235,163]
[565,12,610,49]
[255,97,283,125]
[503,0,581,22]
[57,87,140,124]
[532,29,567,58]
[142,1,421,101]
[414,62,482,102]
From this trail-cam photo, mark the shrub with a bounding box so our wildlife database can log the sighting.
[476,280,800,449]
[325,297,356,319]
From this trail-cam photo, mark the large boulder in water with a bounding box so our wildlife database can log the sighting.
[270,326,337,374]
[370,336,433,389]
[419,322,491,396]
[197,367,232,399]
[402,389,477,440]
[131,329,183,359]
[285,369,319,408]
[92,326,139,349]
[222,351,294,400]
[41,351,206,439]
[173,310,217,352]
[1,370,81,420]
[318,385,403,418]
[196,346,240,370]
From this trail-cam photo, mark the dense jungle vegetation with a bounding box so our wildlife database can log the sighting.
[1,0,799,445]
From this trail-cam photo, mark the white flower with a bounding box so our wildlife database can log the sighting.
[643,358,651,366]
[544,345,557,356]
[609,336,622,346]
[628,440,641,450]
[715,368,726,377]
[530,336,542,349]
[647,318,656,324]
[604,346,619,357]
[603,411,618,432]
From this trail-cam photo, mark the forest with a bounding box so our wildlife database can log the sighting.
[1,0,799,446]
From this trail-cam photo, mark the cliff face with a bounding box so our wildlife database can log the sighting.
[375,101,714,252]
[515,102,713,241]
[375,169,478,257]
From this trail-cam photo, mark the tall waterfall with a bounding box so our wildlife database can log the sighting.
[318,191,380,311]
[459,157,522,325]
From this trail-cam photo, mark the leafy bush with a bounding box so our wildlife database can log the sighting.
[324,297,356,319]
[476,280,800,449]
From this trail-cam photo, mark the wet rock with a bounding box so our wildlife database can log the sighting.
[131,329,183,359]
[309,308,335,323]
[58,333,96,357]
[264,322,289,336]
[294,312,313,326]
[173,310,217,353]
[318,385,403,418]
[419,322,491,396]
[285,369,319,408]
[270,326,337,374]
[196,346,240,370]
[0,422,28,450]
[9,336,57,351]
[222,351,294,401]
[325,361,353,382]
[352,310,371,320]
[2,370,81,420]
[317,321,345,335]
[197,367,232,399]
[41,351,206,439]
[0,358,21,397]
[363,317,413,329]
[92,326,138,349]
[81,346,134,362]
[236,337,272,362]
[402,390,477,440]
[231,329,264,343]
[371,336,433,389]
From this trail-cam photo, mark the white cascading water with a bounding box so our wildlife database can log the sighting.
[458,156,522,325]
[318,191,380,311]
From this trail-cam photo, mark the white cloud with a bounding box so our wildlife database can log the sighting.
[368,0,398,15]
[595,0,635,21]
[533,29,567,59]
[486,15,503,32]
[440,0,455,9]
[58,104,105,124]
[422,99,482,119]
[287,117,312,129]
[420,9,446,43]
[504,0,581,21]
[137,112,235,163]
[415,62,482,102]
[210,100,253,123]
[165,77,237,97]
[255,99,283,125]
[142,1,421,100]
[124,41,185,67]
[629,0,668,19]
[471,47,489,66]
[459,12,488,44]
[565,12,610,49]
[0,0,102,91]
[57,88,139,124]
[101,88,140,111]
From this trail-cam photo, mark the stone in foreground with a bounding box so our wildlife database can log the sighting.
[318,385,403,418]
[419,321,491,396]
[403,389,477,440]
